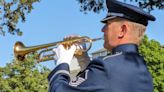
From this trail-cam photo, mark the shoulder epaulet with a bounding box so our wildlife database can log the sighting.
[103,52,123,60]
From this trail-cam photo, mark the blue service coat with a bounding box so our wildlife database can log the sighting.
[48,44,153,92]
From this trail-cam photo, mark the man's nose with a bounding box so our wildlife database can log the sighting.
[101,25,106,32]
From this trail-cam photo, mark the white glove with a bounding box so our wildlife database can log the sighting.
[74,52,90,71]
[53,44,76,66]
[63,35,90,71]
[74,43,90,71]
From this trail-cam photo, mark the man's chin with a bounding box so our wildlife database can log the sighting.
[103,44,108,50]
[104,44,113,51]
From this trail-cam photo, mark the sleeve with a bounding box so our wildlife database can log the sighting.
[47,59,108,92]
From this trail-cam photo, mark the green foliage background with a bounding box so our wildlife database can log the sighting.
[0,55,50,92]
[0,36,163,92]
[139,35,164,92]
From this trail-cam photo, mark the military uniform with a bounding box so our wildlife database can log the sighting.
[48,0,155,92]
[48,44,153,92]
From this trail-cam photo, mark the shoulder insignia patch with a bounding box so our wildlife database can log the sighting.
[69,69,89,87]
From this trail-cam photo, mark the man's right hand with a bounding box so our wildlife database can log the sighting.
[64,35,91,71]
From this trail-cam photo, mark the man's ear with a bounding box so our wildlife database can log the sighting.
[118,24,127,38]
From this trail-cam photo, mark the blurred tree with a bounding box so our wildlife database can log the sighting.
[0,54,50,92]
[77,0,164,13]
[0,0,40,36]
[139,35,164,92]
[0,36,163,92]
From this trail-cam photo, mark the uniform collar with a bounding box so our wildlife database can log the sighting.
[112,44,139,54]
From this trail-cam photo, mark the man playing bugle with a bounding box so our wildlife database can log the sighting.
[48,0,156,92]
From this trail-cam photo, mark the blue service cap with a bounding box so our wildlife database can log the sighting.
[101,0,156,26]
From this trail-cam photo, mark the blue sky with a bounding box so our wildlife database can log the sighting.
[0,0,164,69]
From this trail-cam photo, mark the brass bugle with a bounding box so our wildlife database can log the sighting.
[14,36,103,62]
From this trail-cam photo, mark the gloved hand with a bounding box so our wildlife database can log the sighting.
[74,48,90,71]
[64,35,91,71]
[53,44,76,66]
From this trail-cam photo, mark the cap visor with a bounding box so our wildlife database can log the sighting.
[101,16,117,23]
